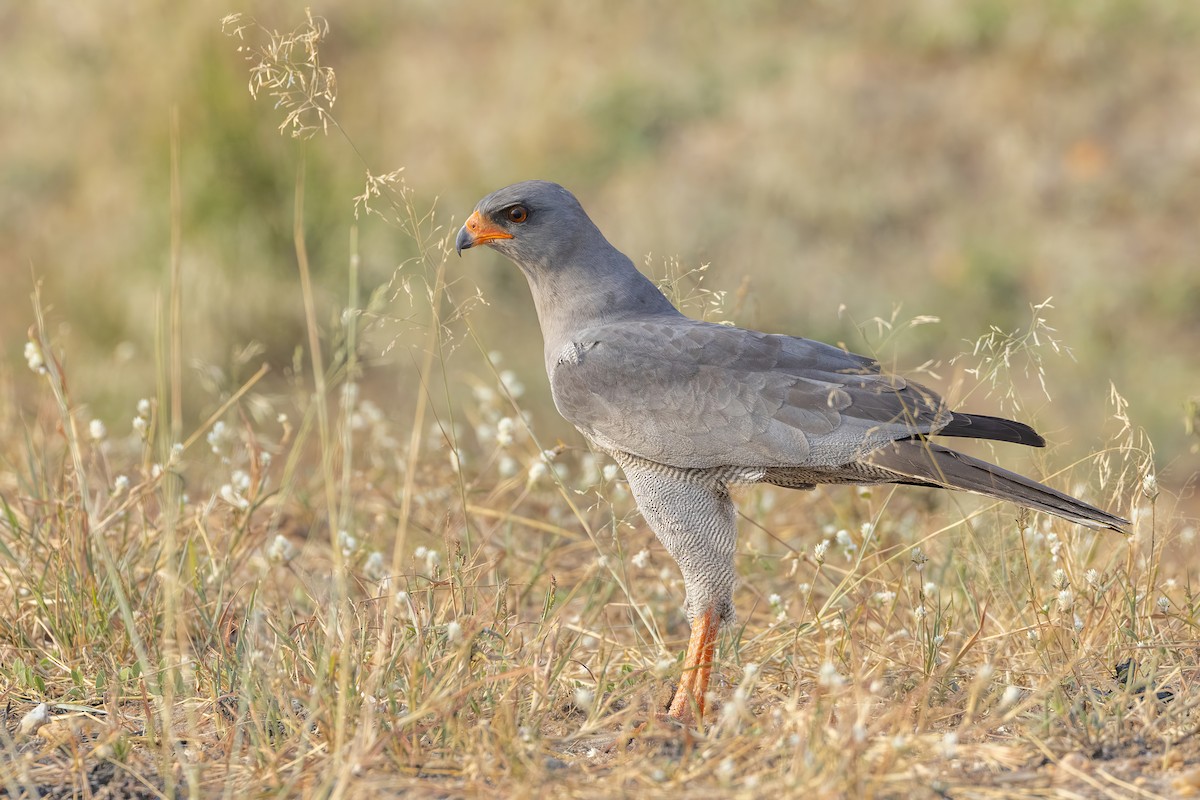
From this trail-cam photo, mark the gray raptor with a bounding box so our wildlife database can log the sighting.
[456,180,1128,726]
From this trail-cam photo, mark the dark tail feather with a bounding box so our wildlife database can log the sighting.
[935,412,1047,448]
[867,440,1129,532]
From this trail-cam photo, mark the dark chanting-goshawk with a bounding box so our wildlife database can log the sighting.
[456,180,1128,726]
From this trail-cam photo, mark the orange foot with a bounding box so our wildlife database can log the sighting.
[607,607,720,752]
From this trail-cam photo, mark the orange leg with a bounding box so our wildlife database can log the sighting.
[665,607,720,725]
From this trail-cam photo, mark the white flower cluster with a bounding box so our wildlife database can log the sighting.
[413,546,441,574]
[364,551,386,582]
[835,529,857,561]
[219,469,252,510]
[910,546,928,571]
[24,341,48,375]
[267,534,297,563]
[133,398,152,440]
[207,420,233,457]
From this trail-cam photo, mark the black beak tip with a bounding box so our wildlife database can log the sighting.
[455,225,473,257]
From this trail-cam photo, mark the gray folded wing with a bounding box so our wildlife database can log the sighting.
[550,318,951,470]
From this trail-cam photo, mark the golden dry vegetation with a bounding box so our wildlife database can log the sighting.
[2,2,1200,797]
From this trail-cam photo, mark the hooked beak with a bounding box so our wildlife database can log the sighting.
[456,210,514,255]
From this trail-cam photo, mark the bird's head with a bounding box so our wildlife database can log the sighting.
[455,180,595,269]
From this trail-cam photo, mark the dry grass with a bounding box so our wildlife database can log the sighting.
[3,5,1200,799]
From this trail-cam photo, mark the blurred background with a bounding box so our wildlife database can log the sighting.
[3,0,1197,504]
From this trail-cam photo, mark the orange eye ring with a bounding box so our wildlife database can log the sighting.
[506,205,528,224]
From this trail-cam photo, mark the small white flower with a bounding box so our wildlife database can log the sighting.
[923,581,937,597]
[113,475,130,494]
[88,419,107,442]
[1052,568,1068,591]
[1057,589,1074,612]
[1157,596,1170,613]
[836,529,857,560]
[573,686,594,711]
[446,620,463,643]
[133,416,148,437]
[137,398,152,418]
[999,685,1022,708]
[231,470,251,493]
[24,341,47,374]
[631,549,650,569]
[474,423,495,445]
[602,463,619,482]
[424,549,441,572]
[338,530,358,557]
[527,460,548,485]
[364,551,386,581]
[818,660,844,688]
[495,417,515,447]
[472,384,496,406]
[914,604,928,620]
[499,369,525,399]
[768,593,783,608]
[497,455,518,477]
[207,421,230,455]
[219,484,249,510]
[267,534,297,563]
[1085,569,1100,589]
[813,540,830,565]
[1142,472,1159,500]
[860,521,875,537]
[911,546,928,571]
[873,590,897,605]
[1048,532,1063,562]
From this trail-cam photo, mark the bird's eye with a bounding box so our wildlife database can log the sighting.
[506,205,528,224]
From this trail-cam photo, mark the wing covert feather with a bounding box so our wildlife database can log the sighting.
[550,319,949,469]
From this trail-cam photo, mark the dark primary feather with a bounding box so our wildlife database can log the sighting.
[934,412,1046,447]
[866,440,1128,531]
